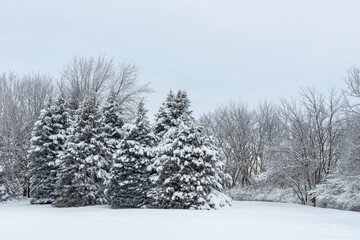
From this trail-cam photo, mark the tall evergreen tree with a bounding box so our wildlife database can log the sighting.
[54,96,110,207]
[154,90,176,138]
[101,92,125,155]
[28,96,70,204]
[174,90,193,122]
[148,91,231,209]
[106,100,155,208]
[154,90,193,138]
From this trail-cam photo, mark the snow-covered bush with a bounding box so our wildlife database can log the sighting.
[227,186,298,203]
[226,170,298,203]
[313,176,360,211]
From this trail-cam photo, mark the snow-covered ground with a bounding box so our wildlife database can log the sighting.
[1,199,359,240]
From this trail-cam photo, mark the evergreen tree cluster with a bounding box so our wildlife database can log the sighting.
[27,90,231,209]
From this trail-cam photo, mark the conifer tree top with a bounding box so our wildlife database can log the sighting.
[101,92,125,142]
[154,90,194,137]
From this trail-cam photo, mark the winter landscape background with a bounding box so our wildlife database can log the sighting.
[1,0,360,239]
[1,56,359,211]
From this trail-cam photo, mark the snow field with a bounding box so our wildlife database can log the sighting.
[1,199,359,240]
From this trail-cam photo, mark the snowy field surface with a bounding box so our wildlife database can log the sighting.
[1,199,359,240]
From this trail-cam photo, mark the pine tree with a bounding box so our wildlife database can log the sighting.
[174,90,193,123]
[53,96,110,207]
[154,90,176,138]
[101,92,125,155]
[28,96,70,204]
[154,90,193,139]
[106,100,155,208]
[148,91,231,209]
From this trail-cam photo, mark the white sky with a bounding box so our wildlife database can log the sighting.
[1,0,360,118]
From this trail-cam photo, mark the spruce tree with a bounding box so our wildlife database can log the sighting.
[154,90,176,138]
[101,92,125,155]
[148,90,231,209]
[154,90,193,138]
[28,96,70,204]
[107,100,155,208]
[53,96,110,207]
[174,90,193,122]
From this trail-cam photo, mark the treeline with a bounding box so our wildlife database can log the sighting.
[0,55,151,200]
[1,55,359,211]
[0,56,230,209]
[201,68,360,211]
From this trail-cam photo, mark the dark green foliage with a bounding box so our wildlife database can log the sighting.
[102,92,125,155]
[148,122,228,209]
[154,90,176,138]
[148,90,230,209]
[28,96,70,204]
[107,100,155,208]
[154,90,193,137]
[54,96,110,207]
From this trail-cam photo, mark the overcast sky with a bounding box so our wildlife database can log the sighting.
[1,0,360,118]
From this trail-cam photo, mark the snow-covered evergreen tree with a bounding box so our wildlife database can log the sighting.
[174,90,193,122]
[53,95,111,207]
[28,96,70,204]
[154,90,176,138]
[101,92,125,155]
[148,91,231,209]
[154,90,193,138]
[148,122,230,209]
[0,159,20,202]
[106,100,155,208]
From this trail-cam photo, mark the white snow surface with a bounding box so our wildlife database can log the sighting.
[1,199,359,240]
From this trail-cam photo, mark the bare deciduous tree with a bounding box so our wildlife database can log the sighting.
[58,55,152,116]
[202,87,343,206]
[344,67,360,114]
[201,102,256,187]
[0,72,53,197]
[274,87,342,205]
